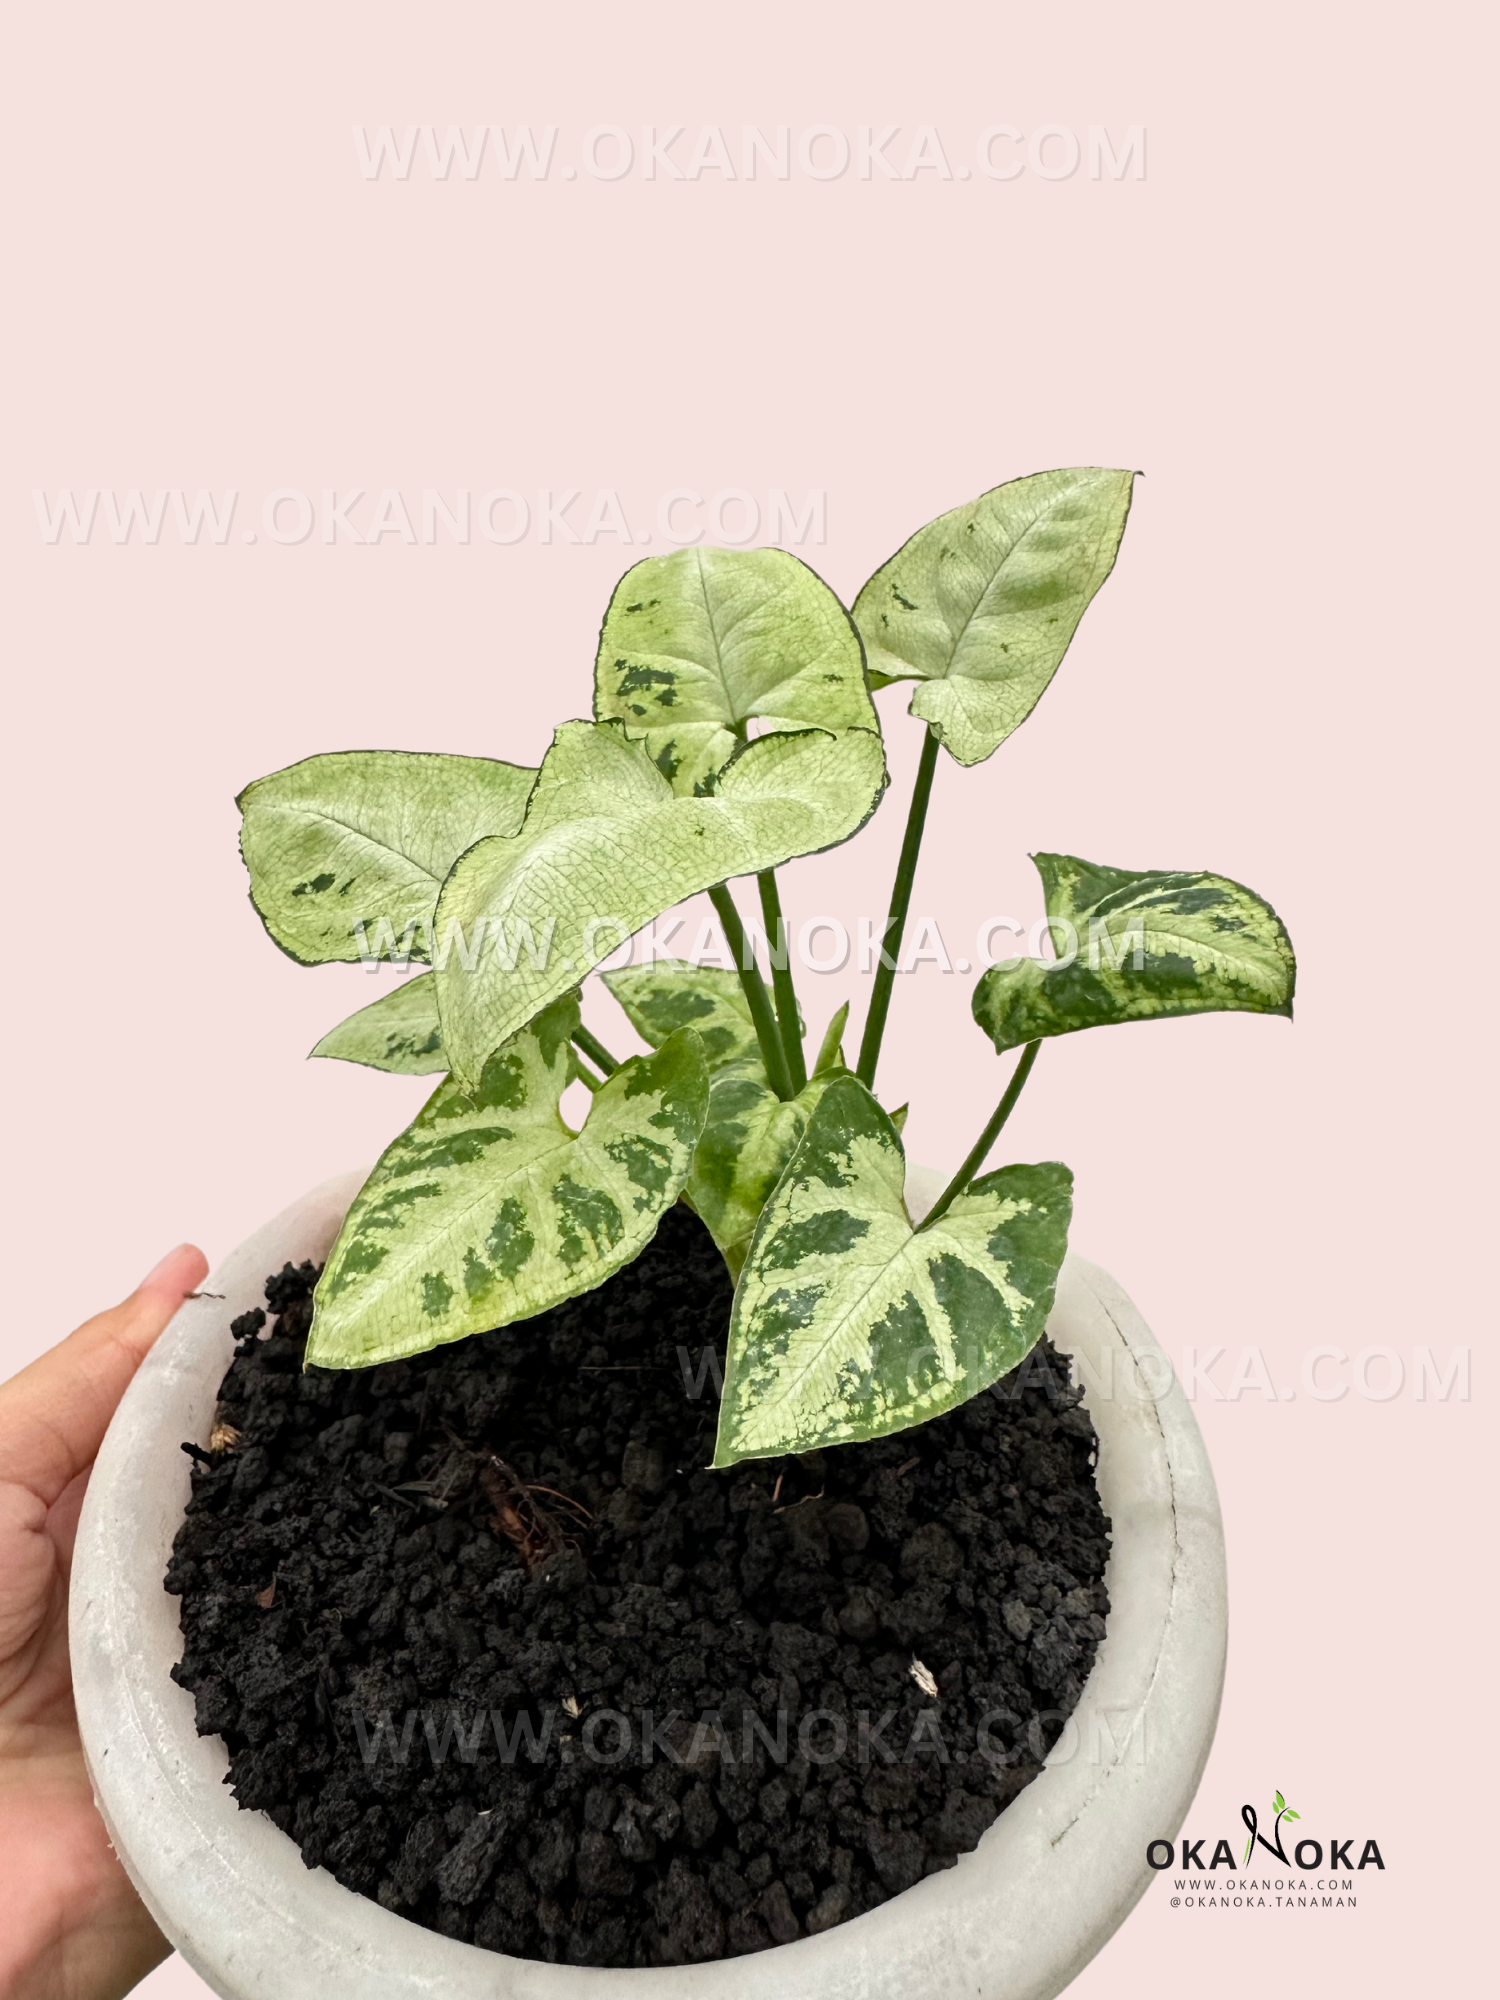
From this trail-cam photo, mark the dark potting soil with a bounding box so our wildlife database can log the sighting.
[167,1205,1111,1968]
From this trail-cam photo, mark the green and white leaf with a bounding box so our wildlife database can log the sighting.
[973,852,1296,1056]
[310,975,447,1074]
[603,959,762,1072]
[307,995,709,1368]
[601,959,843,1276]
[238,751,536,965]
[688,1064,842,1280]
[433,721,886,1091]
[595,546,876,793]
[851,468,1135,766]
[715,1076,1072,1465]
[600,957,831,1276]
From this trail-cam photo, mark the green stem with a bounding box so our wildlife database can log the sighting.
[919,1041,1042,1230]
[757,870,806,1093]
[709,882,795,1101]
[856,724,941,1089]
[571,1027,620,1077]
[570,1055,603,1093]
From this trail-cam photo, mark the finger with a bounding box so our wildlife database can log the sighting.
[0,1244,209,1508]
[46,1465,92,1573]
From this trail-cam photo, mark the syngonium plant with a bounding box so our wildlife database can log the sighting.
[237,467,1296,1468]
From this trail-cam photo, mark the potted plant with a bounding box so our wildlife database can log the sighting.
[71,468,1294,1997]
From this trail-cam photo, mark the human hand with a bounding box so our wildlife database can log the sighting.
[0,1245,208,2000]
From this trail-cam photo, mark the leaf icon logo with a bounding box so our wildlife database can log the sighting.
[1242,1791,1301,1866]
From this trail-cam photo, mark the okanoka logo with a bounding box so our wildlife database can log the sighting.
[1146,1789,1386,1879]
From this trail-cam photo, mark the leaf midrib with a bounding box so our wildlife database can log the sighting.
[940,475,1101,672]
[264,800,448,886]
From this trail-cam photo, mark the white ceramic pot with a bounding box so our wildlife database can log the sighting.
[71,1168,1226,1999]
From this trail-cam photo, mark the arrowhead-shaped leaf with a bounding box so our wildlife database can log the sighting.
[603,959,762,1072]
[238,751,535,964]
[601,957,830,1277]
[595,547,876,793]
[432,722,886,1091]
[714,1076,1072,1465]
[973,852,1296,1056]
[311,975,447,1074]
[851,468,1135,766]
[688,1064,843,1280]
[307,995,709,1368]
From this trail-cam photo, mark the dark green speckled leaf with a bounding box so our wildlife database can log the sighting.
[973,852,1296,1055]
[687,1063,842,1280]
[603,959,761,1072]
[307,994,709,1367]
[602,957,830,1278]
[715,1076,1072,1464]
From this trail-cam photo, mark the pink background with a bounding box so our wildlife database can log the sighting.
[2,3,1490,1991]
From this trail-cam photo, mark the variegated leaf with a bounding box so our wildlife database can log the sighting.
[311,974,446,1074]
[307,995,709,1368]
[595,546,876,793]
[851,468,1135,766]
[714,1076,1072,1465]
[602,957,829,1275]
[238,751,535,964]
[688,1064,841,1280]
[973,851,1296,1055]
[603,959,761,1072]
[433,722,886,1091]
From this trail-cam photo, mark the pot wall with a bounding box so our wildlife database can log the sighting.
[71,1169,1226,1999]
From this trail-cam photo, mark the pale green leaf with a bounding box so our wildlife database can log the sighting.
[310,975,447,1074]
[238,751,535,965]
[433,722,886,1091]
[715,1076,1072,1464]
[595,546,876,793]
[812,1001,850,1076]
[973,852,1296,1056]
[307,994,709,1368]
[851,468,1135,766]
[603,959,760,1072]
[688,1064,841,1280]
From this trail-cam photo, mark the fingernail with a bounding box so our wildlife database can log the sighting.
[139,1244,194,1289]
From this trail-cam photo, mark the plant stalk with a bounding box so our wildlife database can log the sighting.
[571,1027,620,1077]
[756,870,807,1093]
[709,882,796,1101]
[856,724,941,1089]
[919,1041,1042,1230]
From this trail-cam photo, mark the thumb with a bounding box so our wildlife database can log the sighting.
[0,1243,210,1508]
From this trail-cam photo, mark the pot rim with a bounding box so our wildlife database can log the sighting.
[71,1167,1225,2000]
